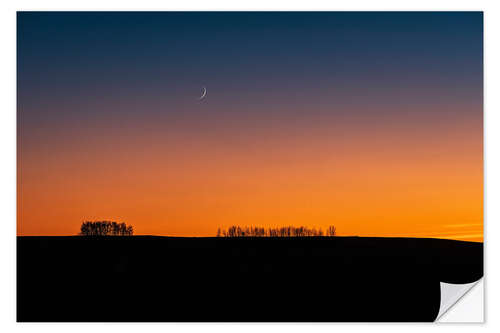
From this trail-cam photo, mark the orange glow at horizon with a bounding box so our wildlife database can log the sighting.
[17,105,483,242]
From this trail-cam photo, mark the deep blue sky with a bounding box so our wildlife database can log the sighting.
[18,12,482,116]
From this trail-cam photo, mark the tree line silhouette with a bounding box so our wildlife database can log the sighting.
[79,221,133,236]
[216,225,336,237]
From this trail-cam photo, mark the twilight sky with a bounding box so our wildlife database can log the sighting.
[17,12,483,241]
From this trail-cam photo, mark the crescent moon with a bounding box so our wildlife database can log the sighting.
[198,86,207,100]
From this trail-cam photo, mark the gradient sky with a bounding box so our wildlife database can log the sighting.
[17,12,483,241]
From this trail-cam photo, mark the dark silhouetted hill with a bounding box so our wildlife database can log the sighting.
[17,236,482,322]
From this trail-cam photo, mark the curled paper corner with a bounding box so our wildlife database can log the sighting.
[436,279,483,322]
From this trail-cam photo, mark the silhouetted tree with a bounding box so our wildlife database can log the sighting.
[217,225,334,238]
[326,225,336,236]
[126,225,133,235]
[79,221,134,236]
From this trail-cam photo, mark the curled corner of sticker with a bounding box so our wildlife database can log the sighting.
[436,279,483,321]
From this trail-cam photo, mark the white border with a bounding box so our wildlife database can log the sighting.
[2,1,498,332]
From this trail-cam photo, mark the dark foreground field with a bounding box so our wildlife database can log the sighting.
[17,236,482,322]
